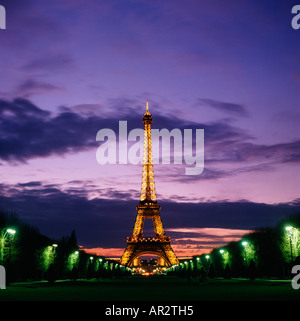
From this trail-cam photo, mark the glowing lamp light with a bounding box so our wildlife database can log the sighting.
[219,249,224,254]
[205,255,210,259]
[7,228,16,235]
[285,226,293,231]
[52,244,58,247]
[242,241,248,246]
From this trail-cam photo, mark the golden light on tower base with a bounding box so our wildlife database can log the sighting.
[120,101,179,267]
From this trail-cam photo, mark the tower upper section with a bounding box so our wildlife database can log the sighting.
[140,101,157,204]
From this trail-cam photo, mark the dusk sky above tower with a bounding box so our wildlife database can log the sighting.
[0,0,300,257]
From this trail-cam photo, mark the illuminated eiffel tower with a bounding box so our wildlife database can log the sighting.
[120,101,179,266]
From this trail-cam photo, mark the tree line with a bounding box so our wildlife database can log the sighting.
[0,211,131,283]
[167,213,300,280]
[1,209,299,283]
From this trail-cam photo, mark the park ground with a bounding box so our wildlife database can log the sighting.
[0,276,299,301]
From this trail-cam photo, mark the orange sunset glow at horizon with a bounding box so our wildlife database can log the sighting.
[81,227,251,258]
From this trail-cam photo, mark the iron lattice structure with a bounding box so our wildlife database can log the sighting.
[120,101,179,266]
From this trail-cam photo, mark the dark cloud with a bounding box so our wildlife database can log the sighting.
[0,182,136,248]
[0,97,248,163]
[15,79,63,98]
[17,181,42,187]
[170,162,276,184]
[0,98,115,162]
[0,98,50,117]
[1,182,300,249]
[198,98,248,117]
[1,98,299,173]
[167,167,229,183]
[219,140,300,164]
[22,54,74,72]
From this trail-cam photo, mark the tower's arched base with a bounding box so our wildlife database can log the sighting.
[120,237,179,267]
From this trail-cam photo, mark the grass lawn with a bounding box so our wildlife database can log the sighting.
[0,276,299,302]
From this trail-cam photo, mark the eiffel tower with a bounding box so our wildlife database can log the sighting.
[120,101,179,267]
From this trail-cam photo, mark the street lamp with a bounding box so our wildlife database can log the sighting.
[285,226,294,262]
[52,244,58,255]
[205,255,210,270]
[6,229,16,235]
[241,241,249,264]
[219,249,224,254]
[4,228,16,264]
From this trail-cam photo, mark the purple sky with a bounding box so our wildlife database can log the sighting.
[1,0,300,256]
